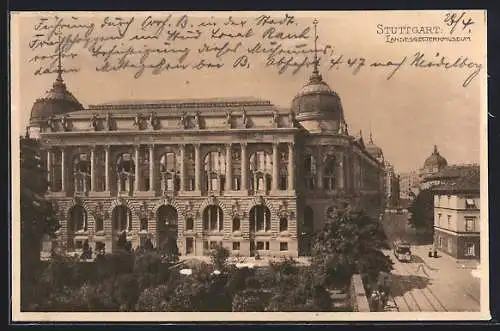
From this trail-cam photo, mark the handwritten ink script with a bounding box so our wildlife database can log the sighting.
[27,13,483,87]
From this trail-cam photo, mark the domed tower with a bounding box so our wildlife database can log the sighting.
[366,131,384,163]
[420,145,448,180]
[291,20,347,134]
[27,38,84,139]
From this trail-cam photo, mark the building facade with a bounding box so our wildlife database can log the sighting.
[432,165,480,260]
[28,63,385,258]
[384,161,400,209]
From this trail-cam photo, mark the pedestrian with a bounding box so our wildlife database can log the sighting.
[416,263,424,273]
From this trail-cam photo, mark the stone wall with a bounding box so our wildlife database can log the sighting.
[349,274,370,312]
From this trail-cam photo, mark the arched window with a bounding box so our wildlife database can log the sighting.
[250,151,272,192]
[232,216,241,232]
[323,155,336,190]
[249,205,271,232]
[160,152,180,192]
[116,153,135,193]
[279,216,288,232]
[204,151,226,192]
[156,205,178,251]
[69,205,87,232]
[112,205,132,232]
[203,205,224,232]
[304,154,316,190]
[73,153,90,193]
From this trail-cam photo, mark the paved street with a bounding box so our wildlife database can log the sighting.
[381,211,481,312]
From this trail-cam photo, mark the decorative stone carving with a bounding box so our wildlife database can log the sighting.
[231,200,243,217]
[94,201,109,219]
[138,201,149,221]
[60,115,69,131]
[47,115,57,132]
[194,112,200,129]
[257,195,265,205]
[149,111,159,130]
[162,196,172,206]
[242,110,248,128]
[183,201,196,218]
[278,200,288,217]
[90,114,99,131]
[208,195,218,206]
[272,110,279,128]
[179,112,188,129]
[105,112,113,131]
[72,196,82,206]
[133,113,142,129]
[225,111,232,128]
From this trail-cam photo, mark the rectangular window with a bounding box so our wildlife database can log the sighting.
[465,217,476,232]
[203,240,209,251]
[465,199,477,209]
[447,215,451,229]
[210,241,218,250]
[280,242,288,251]
[188,177,195,191]
[279,175,287,190]
[74,240,83,250]
[465,242,475,256]
[233,177,241,191]
[437,213,442,227]
[265,241,270,250]
[232,242,240,251]
[256,241,264,250]
[186,238,194,254]
[186,217,194,231]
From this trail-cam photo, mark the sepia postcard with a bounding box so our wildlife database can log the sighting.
[10,10,489,322]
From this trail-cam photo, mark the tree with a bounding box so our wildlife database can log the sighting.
[210,243,230,271]
[407,189,434,235]
[311,208,393,287]
[20,136,60,309]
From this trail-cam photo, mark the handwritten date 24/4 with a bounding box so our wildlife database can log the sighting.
[444,12,474,35]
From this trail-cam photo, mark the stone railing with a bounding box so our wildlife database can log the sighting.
[349,274,370,312]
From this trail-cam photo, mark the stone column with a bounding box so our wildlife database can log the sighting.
[225,144,232,191]
[194,144,201,191]
[338,151,345,190]
[46,149,52,188]
[179,144,185,192]
[149,144,155,192]
[288,142,294,191]
[105,145,110,191]
[134,145,140,191]
[272,142,279,191]
[60,147,65,192]
[241,143,248,191]
[90,146,96,192]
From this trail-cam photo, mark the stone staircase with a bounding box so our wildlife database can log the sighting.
[327,288,351,311]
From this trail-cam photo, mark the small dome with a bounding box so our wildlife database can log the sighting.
[366,133,383,159]
[423,145,448,169]
[29,75,83,125]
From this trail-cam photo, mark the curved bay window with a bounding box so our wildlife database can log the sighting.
[204,151,226,193]
[68,205,88,233]
[249,205,271,232]
[160,152,180,193]
[203,205,224,232]
[323,154,336,191]
[112,205,132,232]
[116,153,135,193]
[304,153,316,190]
[73,153,91,194]
[250,151,272,193]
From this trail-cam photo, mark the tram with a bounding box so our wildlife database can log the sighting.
[393,240,412,262]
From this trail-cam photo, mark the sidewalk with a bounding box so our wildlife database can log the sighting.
[412,244,479,271]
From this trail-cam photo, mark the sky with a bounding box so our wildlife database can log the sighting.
[10,11,486,173]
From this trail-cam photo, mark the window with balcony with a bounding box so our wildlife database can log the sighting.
[159,152,180,193]
[250,151,272,193]
[204,150,226,193]
[116,153,135,193]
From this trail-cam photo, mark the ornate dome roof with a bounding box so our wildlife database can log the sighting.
[29,72,84,125]
[366,133,383,159]
[423,145,448,169]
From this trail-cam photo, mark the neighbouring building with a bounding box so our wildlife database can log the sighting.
[399,171,419,201]
[27,48,385,259]
[430,165,480,260]
[383,161,400,209]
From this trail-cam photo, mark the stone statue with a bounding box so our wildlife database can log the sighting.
[149,111,158,130]
[60,115,69,131]
[133,113,141,129]
[90,114,99,131]
[179,112,187,129]
[225,111,232,127]
[272,110,279,127]
[194,112,200,129]
[47,115,56,132]
[105,112,112,130]
[242,110,248,128]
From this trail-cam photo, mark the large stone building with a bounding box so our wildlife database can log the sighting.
[27,55,385,258]
[430,165,480,260]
